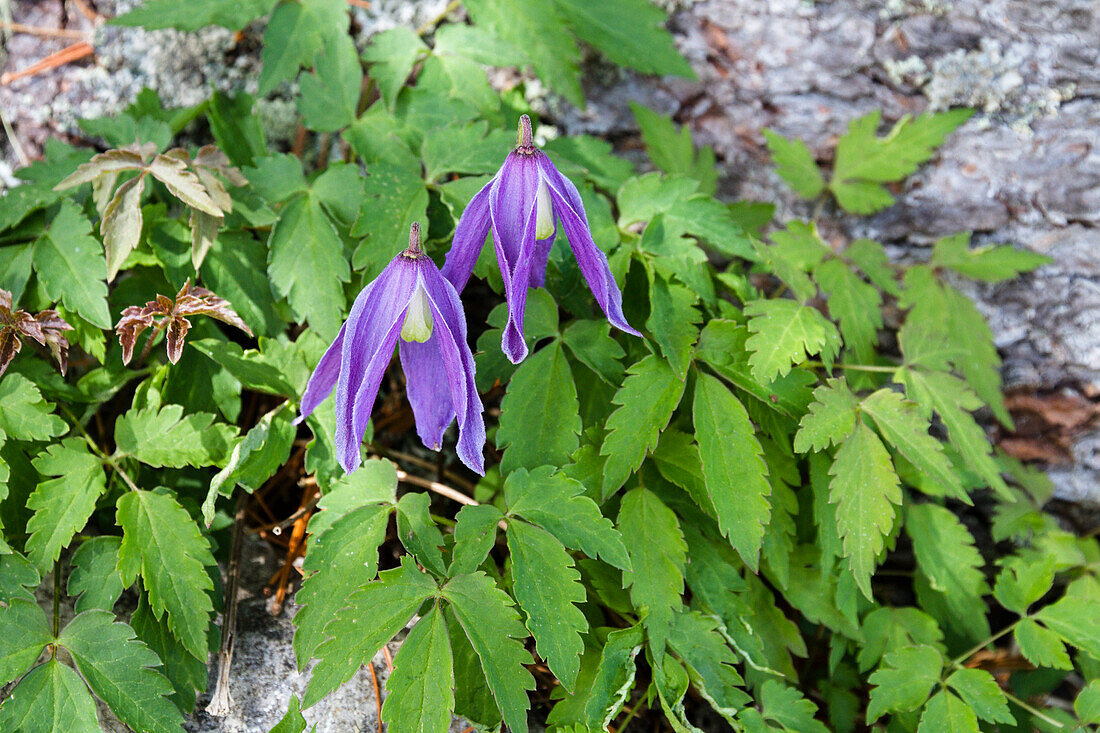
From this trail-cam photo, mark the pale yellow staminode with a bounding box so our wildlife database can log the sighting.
[535,175,555,240]
[400,281,433,342]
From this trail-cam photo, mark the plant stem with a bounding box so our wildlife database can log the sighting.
[52,558,61,644]
[949,619,1021,667]
[1003,690,1065,729]
[802,360,899,373]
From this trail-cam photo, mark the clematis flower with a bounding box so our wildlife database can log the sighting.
[443,114,641,363]
[296,223,485,475]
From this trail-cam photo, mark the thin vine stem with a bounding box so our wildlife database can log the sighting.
[1003,690,1065,729]
[948,619,1021,667]
[801,360,899,373]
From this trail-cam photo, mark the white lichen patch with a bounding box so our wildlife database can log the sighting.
[883,55,930,87]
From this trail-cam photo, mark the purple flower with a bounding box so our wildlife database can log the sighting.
[442,114,641,363]
[296,223,486,475]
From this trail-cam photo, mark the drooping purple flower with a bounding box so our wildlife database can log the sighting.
[442,114,641,363]
[296,223,485,475]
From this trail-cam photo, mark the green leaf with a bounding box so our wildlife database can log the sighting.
[0,374,65,442]
[857,606,944,673]
[111,0,277,30]
[101,175,146,281]
[552,0,692,78]
[497,340,581,474]
[304,559,437,708]
[582,624,644,728]
[507,520,588,690]
[504,466,630,571]
[190,338,298,397]
[26,439,106,571]
[270,695,312,733]
[866,644,943,722]
[114,404,234,468]
[258,0,347,95]
[203,406,296,524]
[201,231,281,337]
[294,502,393,665]
[449,503,503,576]
[945,668,1014,724]
[308,458,397,536]
[794,378,858,454]
[692,372,772,570]
[814,258,883,363]
[631,103,717,194]
[744,299,841,382]
[0,598,53,686]
[931,232,1050,282]
[116,490,216,660]
[380,604,454,733]
[0,660,101,733]
[0,552,40,604]
[667,612,749,722]
[67,536,124,613]
[421,122,514,182]
[763,129,825,199]
[465,0,581,105]
[561,319,625,385]
[33,201,110,328]
[1033,586,1100,659]
[130,594,207,715]
[351,159,429,272]
[600,354,686,498]
[754,680,830,733]
[58,610,182,732]
[1015,618,1071,670]
[651,429,713,515]
[363,28,429,108]
[993,556,1055,616]
[443,572,535,733]
[860,388,967,502]
[917,690,979,733]
[298,33,363,132]
[907,503,989,624]
[831,109,973,214]
[267,191,350,340]
[1075,681,1100,724]
[618,487,686,658]
[829,420,901,599]
[646,275,701,381]
[396,492,447,577]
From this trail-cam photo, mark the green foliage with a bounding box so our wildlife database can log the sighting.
[0,5,1082,732]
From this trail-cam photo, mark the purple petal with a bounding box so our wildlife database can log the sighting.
[489,151,540,280]
[538,156,642,337]
[399,335,455,451]
[528,229,555,289]
[417,260,486,474]
[441,176,494,293]
[497,202,540,364]
[336,256,419,473]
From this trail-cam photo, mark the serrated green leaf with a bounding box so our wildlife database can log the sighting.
[33,201,110,328]
[618,487,686,659]
[917,690,979,733]
[845,238,899,294]
[600,354,686,498]
[0,374,65,442]
[304,559,437,707]
[497,340,581,474]
[857,606,944,673]
[794,378,858,454]
[58,610,182,732]
[583,624,644,728]
[561,319,625,385]
[814,258,883,363]
[692,372,772,570]
[363,27,429,108]
[297,33,362,132]
[992,556,1055,616]
[829,420,901,599]
[1075,681,1100,724]
[1015,618,1071,670]
[111,0,277,30]
[67,536,124,614]
[631,103,717,194]
[0,659,100,733]
[201,231,282,337]
[744,299,841,382]
[190,338,299,396]
[504,466,630,571]
[1033,586,1100,659]
[907,503,989,625]
[667,612,749,722]
[116,490,215,660]
[294,502,393,665]
[270,694,312,733]
[945,668,1013,724]
[308,458,397,536]
[130,593,207,715]
[380,604,454,733]
[258,0,347,95]
[115,404,234,468]
[755,680,830,733]
[267,191,350,340]
[931,231,1050,282]
[866,644,943,722]
[422,122,513,182]
[351,159,429,272]
[831,109,973,214]
[651,429,714,515]
[466,0,581,106]
[443,572,535,733]
[554,0,691,77]
[861,388,967,502]
[203,406,296,524]
[25,439,106,570]
[0,598,52,687]
[508,520,587,690]
[646,275,700,381]
[449,503,502,576]
[0,552,40,604]
[763,129,825,199]
[396,492,446,576]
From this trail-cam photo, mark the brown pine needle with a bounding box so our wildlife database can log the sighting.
[0,22,86,40]
[0,42,94,85]
[368,662,383,732]
[347,0,372,7]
